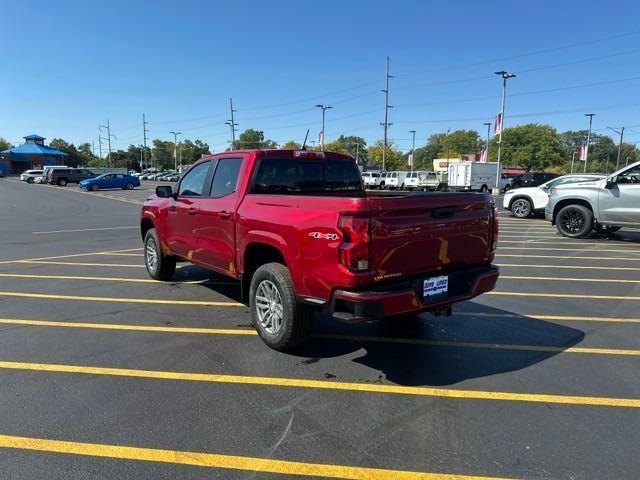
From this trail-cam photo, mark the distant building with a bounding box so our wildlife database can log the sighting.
[0,135,68,175]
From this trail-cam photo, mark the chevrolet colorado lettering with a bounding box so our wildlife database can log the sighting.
[141,149,499,350]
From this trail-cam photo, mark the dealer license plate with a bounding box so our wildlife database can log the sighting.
[423,275,449,297]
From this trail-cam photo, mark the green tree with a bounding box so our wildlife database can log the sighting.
[281,140,302,149]
[49,138,81,167]
[76,143,97,166]
[442,130,481,156]
[0,138,11,151]
[488,123,564,171]
[559,130,619,173]
[176,139,210,165]
[152,139,174,170]
[323,135,368,165]
[366,141,405,171]
[413,132,448,170]
[233,129,277,149]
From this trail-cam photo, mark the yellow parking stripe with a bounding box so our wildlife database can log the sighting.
[0,248,142,265]
[0,291,243,306]
[500,240,640,248]
[0,434,511,480]
[14,260,145,268]
[3,318,639,357]
[0,273,205,284]
[94,252,141,257]
[456,312,640,324]
[500,246,640,254]
[0,360,638,408]
[500,275,640,284]
[497,254,640,261]
[497,263,639,271]
[488,291,640,301]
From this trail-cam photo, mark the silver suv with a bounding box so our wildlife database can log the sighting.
[546,161,640,237]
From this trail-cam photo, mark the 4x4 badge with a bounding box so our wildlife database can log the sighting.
[309,232,339,240]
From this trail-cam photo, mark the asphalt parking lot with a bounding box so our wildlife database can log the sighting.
[1,177,640,479]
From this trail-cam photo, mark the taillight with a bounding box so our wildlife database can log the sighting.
[338,215,370,272]
[491,207,499,251]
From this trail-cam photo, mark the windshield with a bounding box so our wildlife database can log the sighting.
[252,157,363,194]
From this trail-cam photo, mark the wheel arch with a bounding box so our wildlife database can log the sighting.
[507,194,533,211]
[552,198,594,224]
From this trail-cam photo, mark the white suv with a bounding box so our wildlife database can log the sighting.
[20,169,44,184]
[503,174,604,218]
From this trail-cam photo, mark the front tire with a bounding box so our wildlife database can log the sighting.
[90,183,99,191]
[144,228,176,281]
[250,262,312,351]
[57,178,67,186]
[125,182,134,190]
[511,198,532,218]
[27,177,34,184]
[556,205,593,238]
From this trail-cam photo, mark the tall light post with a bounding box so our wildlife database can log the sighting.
[409,130,416,172]
[583,113,595,173]
[170,131,182,171]
[494,71,516,194]
[607,126,624,172]
[483,122,491,160]
[315,104,332,150]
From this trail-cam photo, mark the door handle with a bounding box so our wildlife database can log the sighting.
[188,208,198,216]
[219,211,231,220]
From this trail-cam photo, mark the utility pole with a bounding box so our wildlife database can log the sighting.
[571,151,577,174]
[409,130,416,172]
[380,56,393,171]
[226,98,238,148]
[99,120,114,167]
[494,71,516,194]
[314,104,333,150]
[170,131,182,171]
[483,122,491,159]
[584,113,595,173]
[142,113,149,172]
[607,126,624,172]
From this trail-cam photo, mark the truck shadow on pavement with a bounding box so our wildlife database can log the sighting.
[293,305,585,387]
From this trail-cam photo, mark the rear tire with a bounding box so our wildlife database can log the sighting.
[144,228,176,281]
[125,182,134,190]
[556,204,593,238]
[250,262,313,351]
[480,184,489,193]
[511,198,532,218]
[57,178,67,186]
[90,183,99,191]
[27,177,34,184]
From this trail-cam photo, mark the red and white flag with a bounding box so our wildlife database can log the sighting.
[408,152,414,167]
[493,113,503,135]
[479,147,488,163]
[579,144,587,161]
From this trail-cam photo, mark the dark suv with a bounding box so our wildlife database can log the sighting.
[48,168,96,186]
[511,172,558,189]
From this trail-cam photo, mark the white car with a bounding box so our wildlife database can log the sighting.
[503,174,604,218]
[361,171,382,188]
[20,169,44,184]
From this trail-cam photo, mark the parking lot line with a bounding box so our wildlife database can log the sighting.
[500,275,640,284]
[32,226,138,235]
[500,240,640,248]
[0,291,243,306]
[3,317,639,357]
[1,360,639,408]
[488,291,640,301]
[496,263,639,271]
[498,254,640,261]
[0,273,206,284]
[456,312,640,324]
[500,246,640,254]
[93,252,141,257]
[0,434,511,480]
[13,260,145,268]
[0,248,142,265]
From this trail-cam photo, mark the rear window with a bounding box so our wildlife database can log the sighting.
[252,157,363,194]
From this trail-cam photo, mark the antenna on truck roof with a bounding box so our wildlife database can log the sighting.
[301,129,310,150]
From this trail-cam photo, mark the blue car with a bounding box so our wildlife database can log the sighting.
[80,173,141,191]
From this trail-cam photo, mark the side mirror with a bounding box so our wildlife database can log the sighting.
[605,176,617,189]
[156,185,173,198]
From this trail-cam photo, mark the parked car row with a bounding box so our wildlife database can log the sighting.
[19,167,140,191]
[502,161,640,239]
[139,171,181,181]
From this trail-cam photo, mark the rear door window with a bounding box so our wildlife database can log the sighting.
[210,158,242,198]
[179,161,211,196]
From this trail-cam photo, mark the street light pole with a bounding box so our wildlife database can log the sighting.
[607,126,624,172]
[409,130,416,172]
[381,56,393,172]
[584,113,595,173]
[169,131,182,171]
[314,104,333,150]
[494,71,516,193]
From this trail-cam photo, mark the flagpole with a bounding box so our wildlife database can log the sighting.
[584,113,594,173]
[493,71,516,194]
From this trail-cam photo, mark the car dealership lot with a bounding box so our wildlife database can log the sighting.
[1,177,640,479]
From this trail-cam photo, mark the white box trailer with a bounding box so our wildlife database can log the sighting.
[447,162,498,192]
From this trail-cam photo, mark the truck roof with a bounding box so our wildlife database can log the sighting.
[199,149,354,162]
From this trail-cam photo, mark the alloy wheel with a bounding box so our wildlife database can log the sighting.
[255,280,284,335]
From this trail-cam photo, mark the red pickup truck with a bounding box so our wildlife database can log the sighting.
[141,149,499,350]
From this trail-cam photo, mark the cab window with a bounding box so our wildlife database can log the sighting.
[179,161,211,196]
[210,158,242,198]
[617,164,640,184]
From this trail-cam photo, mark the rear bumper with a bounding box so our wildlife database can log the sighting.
[330,265,499,322]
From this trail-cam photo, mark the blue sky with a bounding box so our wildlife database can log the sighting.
[2,0,640,152]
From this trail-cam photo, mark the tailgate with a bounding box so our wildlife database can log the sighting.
[368,193,493,279]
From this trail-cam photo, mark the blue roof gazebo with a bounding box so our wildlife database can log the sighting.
[0,135,68,175]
